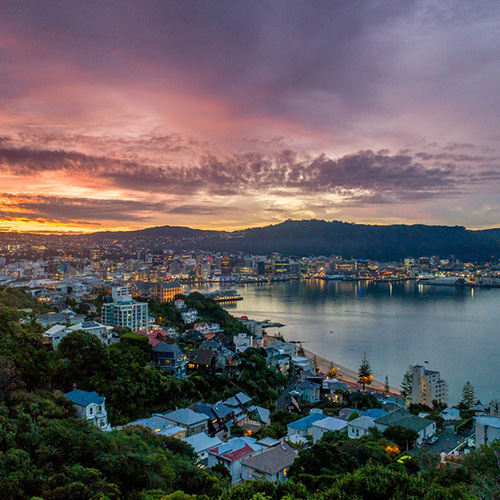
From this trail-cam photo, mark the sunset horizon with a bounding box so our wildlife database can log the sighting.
[2,2,500,233]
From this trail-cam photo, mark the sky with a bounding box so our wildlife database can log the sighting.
[1,0,500,232]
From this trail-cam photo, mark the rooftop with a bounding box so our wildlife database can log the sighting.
[313,416,348,432]
[162,408,209,427]
[65,389,105,407]
[287,412,325,431]
[241,443,297,474]
[183,432,223,453]
[476,416,500,429]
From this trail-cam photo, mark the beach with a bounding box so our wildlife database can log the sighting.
[303,348,401,398]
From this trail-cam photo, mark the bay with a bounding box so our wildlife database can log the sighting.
[190,280,500,405]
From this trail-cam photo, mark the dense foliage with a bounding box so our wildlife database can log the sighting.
[147,292,249,336]
[0,288,498,499]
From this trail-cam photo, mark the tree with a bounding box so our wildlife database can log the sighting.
[357,352,373,391]
[327,362,337,379]
[383,425,419,451]
[461,381,476,409]
[297,343,305,356]
[400,365,413,399]
[384,375,390,396]
[348,410,360,421]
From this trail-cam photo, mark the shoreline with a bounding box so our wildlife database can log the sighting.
[302,348,401,398]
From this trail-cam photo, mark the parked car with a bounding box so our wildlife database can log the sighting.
[427,435,439,445]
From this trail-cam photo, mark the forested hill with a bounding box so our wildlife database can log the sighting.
[83,220,500,261]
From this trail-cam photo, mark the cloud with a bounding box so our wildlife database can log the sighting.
[0,142,492,204]
[167,204,238,215]
[0,193,167,224]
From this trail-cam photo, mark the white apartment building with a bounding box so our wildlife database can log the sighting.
[102,294,148,331]
[410,365,448,407]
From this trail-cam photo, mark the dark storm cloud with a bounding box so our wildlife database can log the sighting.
[0,194,167,223]
[0,143,482,203]
[5,0,498,129]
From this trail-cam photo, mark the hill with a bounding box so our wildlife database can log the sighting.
[83,219,500,260]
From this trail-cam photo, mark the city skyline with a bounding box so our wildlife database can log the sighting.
[1,1,500,232]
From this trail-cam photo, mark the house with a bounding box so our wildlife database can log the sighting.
[475,416,500,446]
[188,349,217,374]
[37,311,86,328]
[291,355,315,374]
[191,402,234,436]
[193,322,221,335]
[348,416,376,439]
[296,380,321,404]
[490,399,500,417]
[161,408,209,437]
[224,392,254,427]
[233,333,254,353]
[68,321,114,345]
[374,408,436,444]
[207,437,263,482]
[181,329,206,345]
[126,415,186,439]
[470,400,488,415]
[240,442,297,483]
[266,347,290,373]
[137,328,171,347]
[361,408,388,419]
[65,389,110,430]
[181,308,198,324]
[152,343,188,379]
[174,299,186,309]
[312,416,348,443]
[270,340,297,357]
[239,317,263,336]
[287,410,326,438]
[322,378,349,403]
[441,408,462,421]
[43,324,68,349]
[183,432,223,464]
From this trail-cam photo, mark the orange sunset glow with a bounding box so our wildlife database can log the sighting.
[1,2,500,232]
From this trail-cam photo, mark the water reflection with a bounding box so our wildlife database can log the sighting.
[187,280,498,404]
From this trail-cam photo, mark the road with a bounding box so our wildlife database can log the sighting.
[303,348,401,398]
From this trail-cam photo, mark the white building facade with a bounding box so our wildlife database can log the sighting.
[410,365,448,407]
[102,295,148,331]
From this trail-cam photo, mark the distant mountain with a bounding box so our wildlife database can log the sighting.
[84,219,500,261]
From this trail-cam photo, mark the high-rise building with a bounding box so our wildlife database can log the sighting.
[410,365,448,407]
[102,291,148,331]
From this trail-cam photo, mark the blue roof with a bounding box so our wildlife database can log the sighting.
[65,389,105,407]
[127,416,171,431]
[162,408,209,426]
[287,412,325,431]
[361,409,388,419]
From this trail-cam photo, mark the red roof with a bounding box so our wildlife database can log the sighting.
[136,329,170,347]
[222,444,255,462]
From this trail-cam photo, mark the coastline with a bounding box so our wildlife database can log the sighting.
[303,348,401,398]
